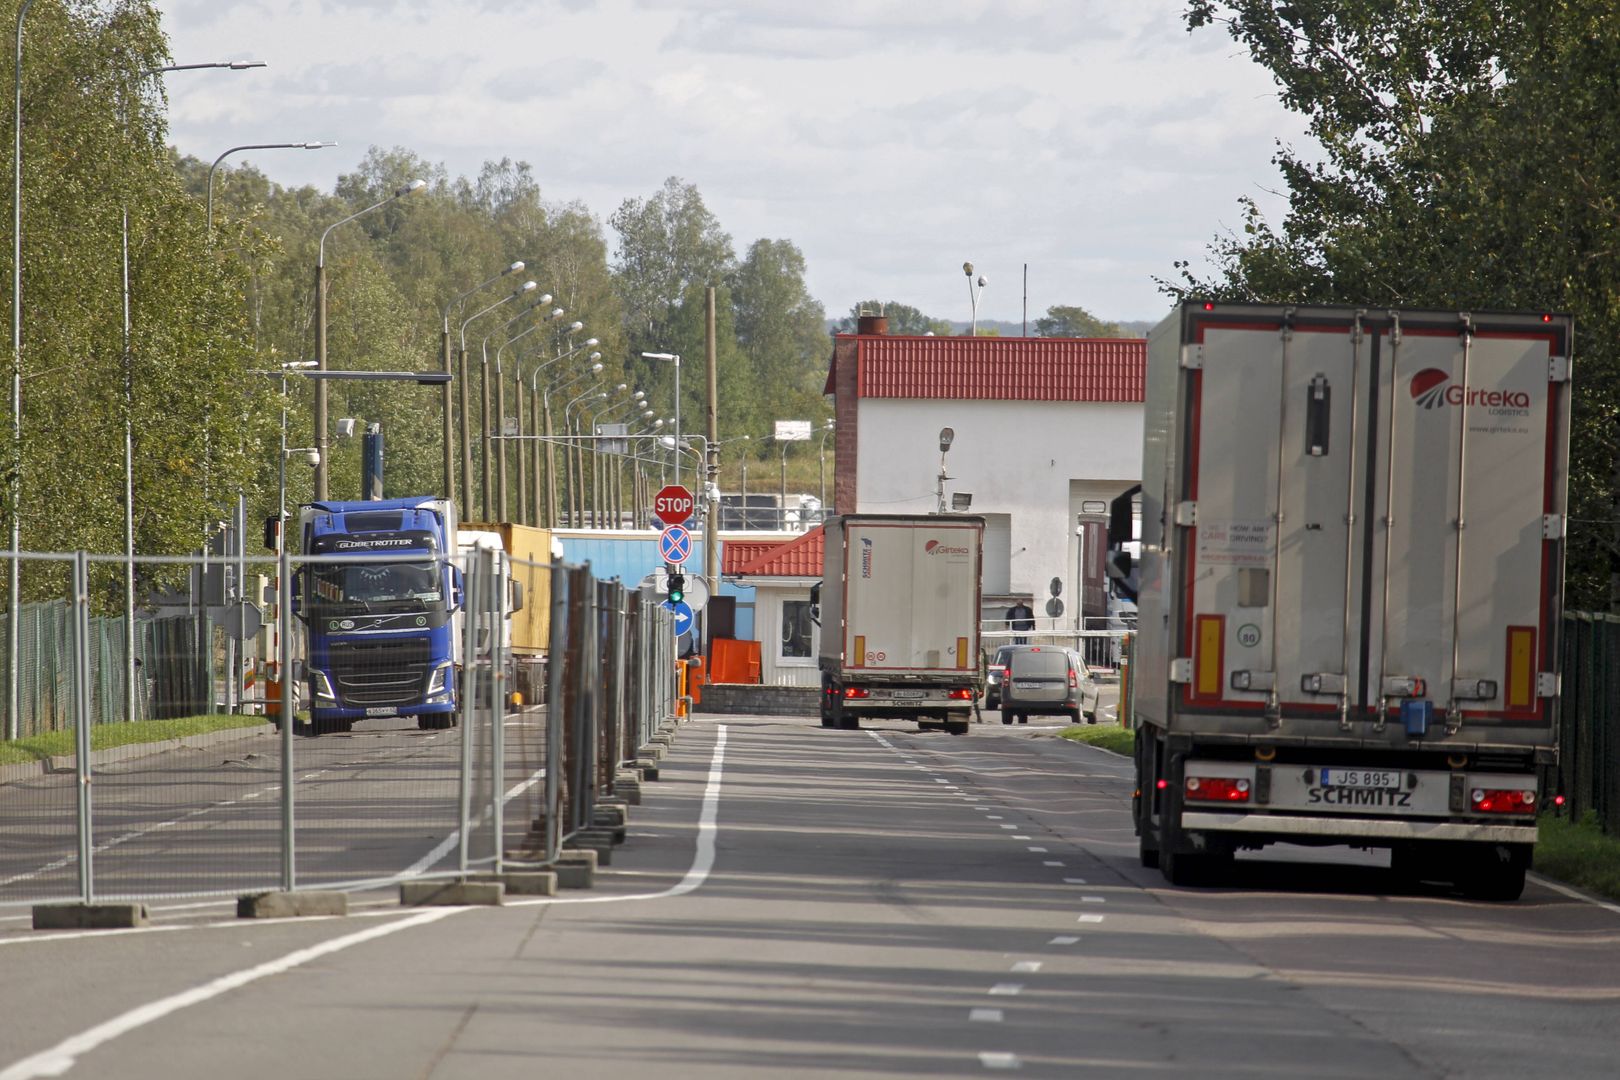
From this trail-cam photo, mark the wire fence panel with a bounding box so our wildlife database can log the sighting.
[1,541,676,909]
[1553,612,1620,833]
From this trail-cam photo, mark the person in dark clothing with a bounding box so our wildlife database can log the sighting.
[1006,601,1035,645]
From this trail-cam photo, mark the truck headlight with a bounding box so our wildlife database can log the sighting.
[426,662,452,697]
[312,670,337,702]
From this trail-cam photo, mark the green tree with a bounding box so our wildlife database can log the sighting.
[1033,305,1125,338]
[731,239,831,425]
[609,177,735,353]
[1174,0,1620,609]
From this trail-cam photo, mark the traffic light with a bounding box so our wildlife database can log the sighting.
[668,573,686,605]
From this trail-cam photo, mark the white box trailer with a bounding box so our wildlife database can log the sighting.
[1130,302,1572,900]
[817,514,984,735]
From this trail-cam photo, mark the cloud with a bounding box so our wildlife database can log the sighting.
[487,58,607,102]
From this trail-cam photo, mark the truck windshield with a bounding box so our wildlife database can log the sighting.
[309,561,443,613]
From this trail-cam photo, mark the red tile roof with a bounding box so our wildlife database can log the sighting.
[721,540,787,576]
[727,527,824,579]
[828,335,1145,402]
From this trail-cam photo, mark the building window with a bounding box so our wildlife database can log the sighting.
[781,600,814,660]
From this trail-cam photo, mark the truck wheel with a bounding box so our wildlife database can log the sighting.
[1459,844,1530,902]
[819,676,835,727]
[945,714,970,736]
[1138,832,1160,869]
[837,712,860,731]
[1162,847,1231,887]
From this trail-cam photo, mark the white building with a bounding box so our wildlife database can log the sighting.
[827,317,1145,632]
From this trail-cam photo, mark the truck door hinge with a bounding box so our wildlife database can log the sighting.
[1180,344,1204,370]
[1174,501,1198,527]
[1548,355,1572,383]
[1169,658,1193,684]
[1542,514,1565,539]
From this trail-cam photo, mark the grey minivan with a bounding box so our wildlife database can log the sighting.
[999,645,1100,725]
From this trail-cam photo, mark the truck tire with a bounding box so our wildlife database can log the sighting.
[837,712,860,731]
[819,679,834,728]
[1459,843,1530,902]
[945,713,970,736]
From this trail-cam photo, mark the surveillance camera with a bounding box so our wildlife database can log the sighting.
[305,450,321,467]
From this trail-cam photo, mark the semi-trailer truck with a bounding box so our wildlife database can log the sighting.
[1129,302,1571,900]
[460,522,552,707]
[295,497,462,734]
[817,514,984,735]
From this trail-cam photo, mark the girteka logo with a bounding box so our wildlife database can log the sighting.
[860,537,873,578]
[1409,368,1531,411]
[924,539,970,556]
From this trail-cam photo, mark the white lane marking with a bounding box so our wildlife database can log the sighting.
[1081,896,1106,904]
[988,983,1023,996]
[998,825,1017,831]
[979,1051,1021,1070]
[1078,914,1105,923]
[1049,936,1080,945]
[986,815,1004,820]
[0,908,459,1080]
[1,726,733,1073]
[1011,835,1031,840]
[1530,872,1620,917]
[970,1009,1004,1023]
[1063,878,1088,885]
[934,778,950,784]
[1042,861,1064,867]
[1027,847,1048,853]
[1011,961,1042,973]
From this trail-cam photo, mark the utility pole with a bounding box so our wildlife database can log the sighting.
[705,286,719,601]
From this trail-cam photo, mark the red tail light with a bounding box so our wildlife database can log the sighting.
[948,688,973,700]
[1185,776,1250,803]
[1472,787,1535,814]
[843,686,870,699]
[1068,667,1078,689]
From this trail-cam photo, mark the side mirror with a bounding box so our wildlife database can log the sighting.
[808,581,821,625]
[263,515,280,552]
[290,566,306,623]
[510,579,525,614]
[450,565,464,611]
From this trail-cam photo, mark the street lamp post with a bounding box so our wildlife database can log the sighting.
[439,261,526,505]
[963,261,987,338]
[458,283,540,519]
[207,142,333,245]
[314,177,427,500]
[520,338,596,525]
[641,352,681,490]
[491,306,567,522]
[818,420,836,517]
[532,351,601,527]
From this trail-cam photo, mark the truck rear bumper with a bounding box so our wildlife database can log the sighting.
[1182,811,1537,844]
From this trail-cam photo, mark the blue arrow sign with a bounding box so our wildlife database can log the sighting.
[663,599,695,638]
[658,524,692,564]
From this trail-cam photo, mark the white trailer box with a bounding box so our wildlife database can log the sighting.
[818,514,984,734]
[1130,303,1571,900]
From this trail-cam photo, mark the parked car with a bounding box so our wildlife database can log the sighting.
[983,644,1015,710]
[999,645,1100,725]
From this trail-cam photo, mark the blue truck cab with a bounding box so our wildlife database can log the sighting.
[294,497,462,734]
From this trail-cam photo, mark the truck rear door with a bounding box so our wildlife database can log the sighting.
[843,520,979,676]
[1176,307,1570,738]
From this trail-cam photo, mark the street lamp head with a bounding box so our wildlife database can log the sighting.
[584,337,600,347]
[641,351,680,364]
[547,307,565,321]
[977,274,987,287]
[615,383,628,393]
[963,261,974,277]
[395,178,427,198]
[587,351,602,362]
[281,359,319,370]
[589,362,603,374]
[505,260,525,274]
[632,390,646,401]
[566,320,584,334]
[229,60,268,70]
[939,426,955,452]
[302,141,337,150]
[518,280,538,294]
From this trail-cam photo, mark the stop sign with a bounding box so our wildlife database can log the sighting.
[653,484,695,525]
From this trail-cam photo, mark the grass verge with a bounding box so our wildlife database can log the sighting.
[1532,813,1620,903]
[0,714,268,767]
[1057,723,1135,756]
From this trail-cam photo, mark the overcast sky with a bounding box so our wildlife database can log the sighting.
[152,0,1310,327]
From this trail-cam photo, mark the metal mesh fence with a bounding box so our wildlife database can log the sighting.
[1553,612,1620,833]
[0,544,675,910]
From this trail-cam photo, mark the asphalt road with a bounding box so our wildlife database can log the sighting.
[2,713,1619,1079]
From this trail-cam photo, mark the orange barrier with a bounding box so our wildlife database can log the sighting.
[676,661,689,717]
[708,638,762,684]
[687,656,706,705]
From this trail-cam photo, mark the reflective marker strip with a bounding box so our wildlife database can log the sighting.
[957,636,969,669]
[1506,625,1535,710]
[852,635,865,667]
[1195,614,1225,699]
